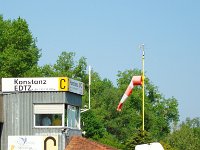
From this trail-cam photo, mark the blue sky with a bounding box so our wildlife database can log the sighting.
[1,0,200,122]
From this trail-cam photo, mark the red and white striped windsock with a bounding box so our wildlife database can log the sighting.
[117,76,142,111]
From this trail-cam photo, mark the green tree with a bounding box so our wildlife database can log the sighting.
[165,117,200,150]
[81,69,125,148]
[0,15,40,77]
[25,51,88,83]
[52,51,87,82]
[24,64,56,77]
[53,51,75,77]
[125,129,153,150]
[81,110,106,140]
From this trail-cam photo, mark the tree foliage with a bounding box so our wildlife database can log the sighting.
[164,117,200,150]
[81,110,106,140]
[0,15,40,77]
[125,129,153,150]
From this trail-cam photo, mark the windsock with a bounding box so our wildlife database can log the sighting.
[117,76,142,111]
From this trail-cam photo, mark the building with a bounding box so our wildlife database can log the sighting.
[0,77,84,150]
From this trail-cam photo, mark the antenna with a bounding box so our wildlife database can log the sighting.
[81,65,91,113]
[89,65,91,110]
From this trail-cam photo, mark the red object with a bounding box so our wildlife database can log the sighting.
[117,76,142,111]
[132,76,142,85]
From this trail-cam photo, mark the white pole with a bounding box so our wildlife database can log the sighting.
[89,65,91,109]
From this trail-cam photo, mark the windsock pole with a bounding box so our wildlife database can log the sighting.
[141,44,145,132]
